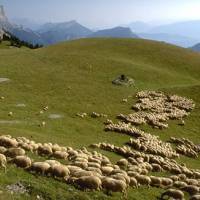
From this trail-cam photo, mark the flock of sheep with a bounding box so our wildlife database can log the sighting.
[0,90,199,200]
[1,133,199,199]
[118,91,195,129]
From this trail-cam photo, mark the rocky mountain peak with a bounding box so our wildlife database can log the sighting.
[0,5,8,22]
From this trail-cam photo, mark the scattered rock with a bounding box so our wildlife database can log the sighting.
[16,103,26,107]
[48,114,63,119]
[112,75,134,86]
[0,78,10,83]
[6,182,29,194]
[0,120,22,124]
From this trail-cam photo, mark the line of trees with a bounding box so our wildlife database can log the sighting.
[0,30,43,49]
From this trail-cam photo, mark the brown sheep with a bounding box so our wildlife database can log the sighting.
[12,156,32,169]
[161,189,184,200]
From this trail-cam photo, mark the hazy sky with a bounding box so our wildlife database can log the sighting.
[1,0,200,28]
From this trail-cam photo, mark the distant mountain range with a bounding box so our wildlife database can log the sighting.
[138,33,199,48]
[1,5,200,48]
[190,43,200,52]
[0,5,44,45]
[38,21,93,45]
[89,27,138,38]
[125,21,200,47]
[0,6,139,45]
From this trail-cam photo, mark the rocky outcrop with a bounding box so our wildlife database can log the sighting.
[0,5,7,22]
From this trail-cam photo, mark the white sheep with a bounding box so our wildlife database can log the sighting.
[0,153,7,172]
[12,156,32,169]
[161,189,184,200]
[74,175,102,191]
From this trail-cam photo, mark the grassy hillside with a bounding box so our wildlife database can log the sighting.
[0,38,199,200]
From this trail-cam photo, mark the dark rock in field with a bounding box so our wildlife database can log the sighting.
[112,74,134,86]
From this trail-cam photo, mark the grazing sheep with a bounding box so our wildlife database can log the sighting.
[40,121,46,127]
[117,159,128,169]
[170,175,179,182]
[74,176,102,191]
[5,147,25,158]
[161,178,173,188]
[8,112,13,116]
[150,176,162,187]
[74,161,88,169]
[0,136,18,148]
[186,179,199,186]
[178,174,187,181]
[86,167,102,175]
[67,165,82,176]
[181,185,199,195]
[193,172,200,179]
[101,166,113,175]
[53,151,68,160]
[102,177,127,195]
[0,153,6,172]
[161,189,184,200]
[111,174,130,185]
[135,175,151,187]
[127,171,139,178]
[190,195,200,200]
[129,177,138,188]
[50,164,70,180]
[37,145,52,156]
[73,170,94,178]
[0,146,7,154]
[12,156,32,169]
[174,181,188,188]
[45,160,61,167]
[43,106,48,111]
[151,164,162,172]
[30,162,51,175]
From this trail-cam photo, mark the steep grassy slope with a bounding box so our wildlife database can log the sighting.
[0,38,199,200]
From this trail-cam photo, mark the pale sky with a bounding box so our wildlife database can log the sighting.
[1,0,200,28]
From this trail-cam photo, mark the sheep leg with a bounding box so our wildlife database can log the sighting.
[3,165,6,173]
[122,190,128,200]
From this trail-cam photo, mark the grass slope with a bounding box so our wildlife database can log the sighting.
[0,38,199,200]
